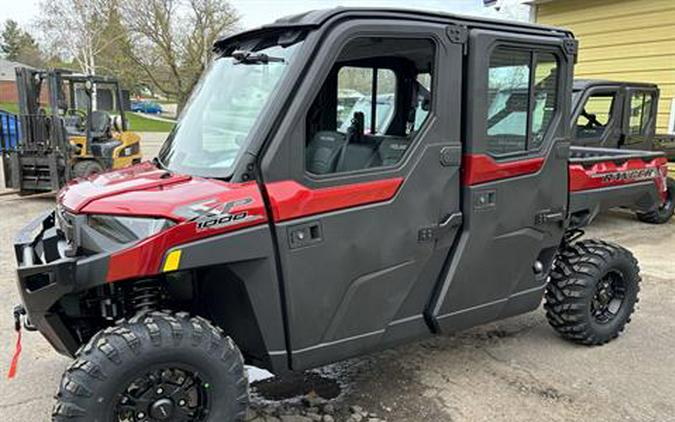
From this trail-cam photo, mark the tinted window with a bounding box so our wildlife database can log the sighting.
[628,91,656,136]
[306,38,435,175]
[486,48,559,155]
[532,53,558,148]
[487,49,531,154]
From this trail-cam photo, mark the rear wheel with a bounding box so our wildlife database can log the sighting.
[545,239,640,345]
[636,177,675,224]
[73,160,104,178]
[52,312,249,422]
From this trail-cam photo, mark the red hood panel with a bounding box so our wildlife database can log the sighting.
[59,162,260,221]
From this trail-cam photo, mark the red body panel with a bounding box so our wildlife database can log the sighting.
[462,154,545,186]
[569,156,668,201]
[105,182,268,282]
[265,178,404,222]
[67,164,403,282]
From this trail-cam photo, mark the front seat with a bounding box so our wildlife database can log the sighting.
[89,111,111,140]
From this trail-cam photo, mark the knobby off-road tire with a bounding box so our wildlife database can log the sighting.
[52,311,249,422]
[72,160,104,179]
[545,240,640,345]
[637,177,675,224]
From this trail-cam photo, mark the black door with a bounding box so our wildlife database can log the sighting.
[429,29,573,333]
[261,21,463,370]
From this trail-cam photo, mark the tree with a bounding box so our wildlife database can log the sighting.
[0,20,43,67]
[38,0,129,107]
[119,0,240,112]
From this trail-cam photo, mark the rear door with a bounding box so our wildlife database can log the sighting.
[260,20,463,370]
[429,29,573,332]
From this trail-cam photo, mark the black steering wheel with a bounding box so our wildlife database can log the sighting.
[581,110,603,129]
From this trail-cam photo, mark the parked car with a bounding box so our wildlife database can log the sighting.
[130,100,163,114]
[570,80,675,223]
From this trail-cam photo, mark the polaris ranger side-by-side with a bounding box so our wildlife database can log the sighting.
[10,9,668,421]
[570,79,675,223]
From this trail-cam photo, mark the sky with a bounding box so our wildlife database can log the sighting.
[1,0,527,31]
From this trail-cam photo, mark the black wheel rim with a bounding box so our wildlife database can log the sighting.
[114,366,211,422]
[591,271,626,324]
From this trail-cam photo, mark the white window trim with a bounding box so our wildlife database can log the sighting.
[668,98,675,134]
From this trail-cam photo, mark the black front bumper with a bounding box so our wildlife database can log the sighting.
[14,211,109,356]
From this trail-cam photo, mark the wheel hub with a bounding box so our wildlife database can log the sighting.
[591,271,626,324]
[150,398,174,420]
[114,367,210,421]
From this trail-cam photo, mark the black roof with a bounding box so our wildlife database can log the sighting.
[216,7,574,49]
[573,79,658,91]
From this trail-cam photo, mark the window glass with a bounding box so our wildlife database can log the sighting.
[629,92,646,135]
[531,53,558,149]
[486,48,560,155]
[336,68,397,135]
[487,49,531,154]
[641,93,654,134]
[158,35,303,178]
[413,73,432,132]
[306,37,435,175]
[576,93,615,139]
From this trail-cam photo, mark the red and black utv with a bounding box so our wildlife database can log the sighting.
[10,8,667,421]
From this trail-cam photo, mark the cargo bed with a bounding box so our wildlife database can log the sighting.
[568,146,668,228]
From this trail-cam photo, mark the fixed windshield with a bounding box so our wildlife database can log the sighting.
[158,34,303,178]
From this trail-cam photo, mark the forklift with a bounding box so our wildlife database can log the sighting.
[1,67,142,193]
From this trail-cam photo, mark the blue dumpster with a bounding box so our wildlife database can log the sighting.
[0,110,20,152]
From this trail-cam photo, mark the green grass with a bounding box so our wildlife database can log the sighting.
[126,113,175,132]
[0,102,19,113]
[0,102,175,132]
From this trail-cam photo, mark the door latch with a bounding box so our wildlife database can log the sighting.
[535,209,566,225]
[419,212,463,242]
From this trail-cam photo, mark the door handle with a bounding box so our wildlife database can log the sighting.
[419,212,463,242]
[535,209,565,225]
[288,221,322,249]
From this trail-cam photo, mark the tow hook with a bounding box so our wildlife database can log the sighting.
[8,305,26,379]
[13,305,26,332]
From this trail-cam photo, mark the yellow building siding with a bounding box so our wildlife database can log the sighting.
[536,0,675,133]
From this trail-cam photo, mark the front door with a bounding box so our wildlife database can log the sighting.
[261,21,463,370]
[571,86,622,147]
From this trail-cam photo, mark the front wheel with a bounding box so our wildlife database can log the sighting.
[545,240,640,345]
[636,177,675,224]
[52,312,249,422]
[72,160,105,178]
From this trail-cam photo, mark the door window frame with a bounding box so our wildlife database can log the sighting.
[465,30,570,161]
[570,87,620,144]
[623,87,658,141]
[301,33,440,180]
[482,43,563,160]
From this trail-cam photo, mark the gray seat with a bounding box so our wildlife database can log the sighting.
[306,131,346,174]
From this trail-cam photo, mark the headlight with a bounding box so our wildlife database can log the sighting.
[87,215,175,244]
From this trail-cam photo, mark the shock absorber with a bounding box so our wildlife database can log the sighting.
[131,279,162,312]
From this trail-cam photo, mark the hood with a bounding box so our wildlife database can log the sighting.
[59,162,264,221]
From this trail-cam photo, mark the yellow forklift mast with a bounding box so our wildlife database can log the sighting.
[1,68,142,193]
